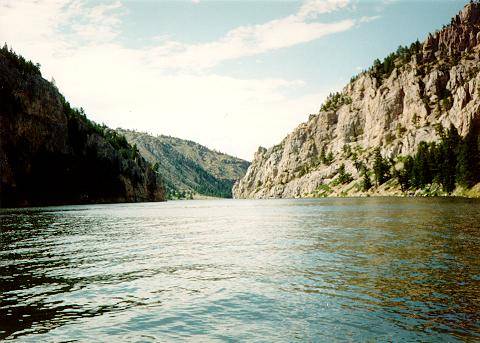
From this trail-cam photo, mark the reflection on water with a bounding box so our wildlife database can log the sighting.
[1,198,480,341]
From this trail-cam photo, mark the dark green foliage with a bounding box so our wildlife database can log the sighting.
[61,97,141,161]
[337,163,353,184]
[0,47,164,206]
[118,130,249,200]
[360,166,372,191]
[154,142,234,199]
[395,122,480,193]
[0,43,41,76]
[325,152,334,165]
[456,122,480,187]
[351,152,362,171]
[309,146,331,169]
[395,156,414,192]
[350,74,360,83]
[373,149,390,185]
[438,124,460,192]
[369,41,422,81]
[167,187,193,200]
[439,88,453,111]
[343,144,352,158]
[5,112,162,206]
[396,123,407,137]
[320,92,352,112]
[319,146,326,163]
[411,142,434,188]
[314,146,333,166]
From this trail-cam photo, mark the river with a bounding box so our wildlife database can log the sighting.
[1,198,480,341]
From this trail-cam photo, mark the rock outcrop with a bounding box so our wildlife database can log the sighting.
[234,2,480,199]
[0,48,165,207]
[118,129,249,199]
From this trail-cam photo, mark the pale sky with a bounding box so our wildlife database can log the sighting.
[0,0,468,160]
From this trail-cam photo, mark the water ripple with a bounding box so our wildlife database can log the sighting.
[1,198,480,341]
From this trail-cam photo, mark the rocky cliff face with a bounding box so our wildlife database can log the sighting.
[118,129,249,198]
[234,2,480,199]
[0,49,165,207]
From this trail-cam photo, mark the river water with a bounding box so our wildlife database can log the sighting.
[1,198,480,341]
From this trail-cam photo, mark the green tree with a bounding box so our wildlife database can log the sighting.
[319,146,326,164]
[456,123,480,187]
[412,142,432,188]
[361,166,372,191]
[373,149,390,185]
[337,163,353,184]
[325,151,334,165]
[343,144,352,158]
[394,121,480,194]
[395,156,414,192]
[439,124,460,192]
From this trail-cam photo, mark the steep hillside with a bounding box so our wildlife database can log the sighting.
[234,2,480,199]
[0,46,165,207]
[117,129,249,199]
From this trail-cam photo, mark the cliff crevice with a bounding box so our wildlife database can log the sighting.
[234,2,480,199]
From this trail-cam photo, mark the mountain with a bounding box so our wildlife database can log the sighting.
[117,129,249,199]
[234,2,480,199]
[0,46,165,207]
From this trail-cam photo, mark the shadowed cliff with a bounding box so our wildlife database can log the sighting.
[0,47,165,207]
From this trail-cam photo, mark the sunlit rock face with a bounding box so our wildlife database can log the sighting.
[234,2,480,199]
[0,51,165,207]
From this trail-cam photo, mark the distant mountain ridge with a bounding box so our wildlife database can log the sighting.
[117,129,249,199]
[234,2,480,199]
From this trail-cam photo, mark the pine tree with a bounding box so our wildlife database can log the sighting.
[361,166,372,191]
[352,152,362,171]
[325,152,334,165]
[439,124,460,192]
[373,149,390,185]
[396,156,414,192]
[456,122,480,187]
[319,146,326,164]
[412,142,432,188]
[337,163,353,184]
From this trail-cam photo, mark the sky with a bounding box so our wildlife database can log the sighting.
[0,0,469,160]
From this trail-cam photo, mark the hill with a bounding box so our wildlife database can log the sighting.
[117,129,249,199]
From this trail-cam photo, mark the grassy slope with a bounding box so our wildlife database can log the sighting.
[118,129,249,199]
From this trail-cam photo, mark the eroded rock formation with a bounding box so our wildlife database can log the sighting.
[234,2,480,199]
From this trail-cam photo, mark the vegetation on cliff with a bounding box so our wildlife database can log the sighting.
[118,129,249,199]
[323,122,480,197]
[394,123,480,193]
[234,2,480,199]
[0,46,165,207]
[1,43,41,77]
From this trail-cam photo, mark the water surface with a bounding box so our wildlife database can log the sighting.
[1,198,480,341]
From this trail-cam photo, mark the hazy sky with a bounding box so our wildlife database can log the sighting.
[0,0,468,160]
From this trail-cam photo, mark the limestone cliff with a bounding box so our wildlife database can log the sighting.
[0,48,165,207]
[234,2,480,199]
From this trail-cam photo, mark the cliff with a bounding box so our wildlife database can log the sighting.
[234,2,480,199]
[0,48,165,207]
[117,129,249,199]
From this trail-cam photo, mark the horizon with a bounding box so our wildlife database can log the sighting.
[0,0,469,161]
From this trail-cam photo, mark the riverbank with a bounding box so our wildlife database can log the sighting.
[307,179,480,199]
